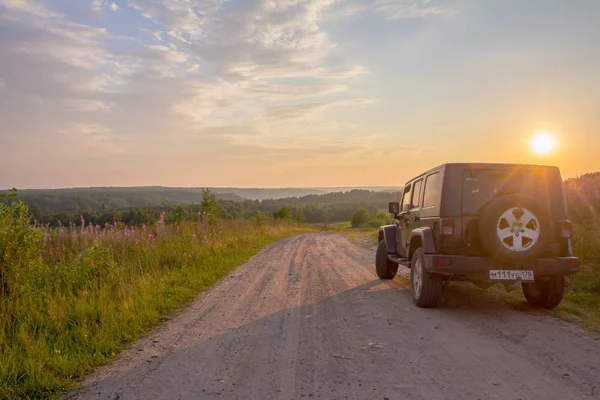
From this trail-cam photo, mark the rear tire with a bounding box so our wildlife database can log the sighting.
[522,275,565,309]
[410,247,443,308]
[375,240,398,279]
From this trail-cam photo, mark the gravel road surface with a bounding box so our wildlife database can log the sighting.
[72,233,600,400]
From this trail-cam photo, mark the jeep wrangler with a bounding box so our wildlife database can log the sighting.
[376,163,579,308]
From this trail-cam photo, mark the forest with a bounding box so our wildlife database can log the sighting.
[14,189,400,227]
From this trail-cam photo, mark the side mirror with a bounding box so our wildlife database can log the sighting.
[389,202,400,215]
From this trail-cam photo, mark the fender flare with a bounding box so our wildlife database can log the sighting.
[378,225,397,254]
[410,227,437,255]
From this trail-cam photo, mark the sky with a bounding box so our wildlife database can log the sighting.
[1,0,599,189]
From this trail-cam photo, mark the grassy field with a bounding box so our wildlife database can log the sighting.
[1,204,598,398]
[0,202,312,399]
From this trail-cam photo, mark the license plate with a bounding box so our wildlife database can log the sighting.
[489,270,534,281]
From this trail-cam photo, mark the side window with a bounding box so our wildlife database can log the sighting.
[401,184,412,212]
[423,173,441,208]
[411,180,423,209]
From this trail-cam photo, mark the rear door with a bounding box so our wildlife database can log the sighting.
[460,166,564,255]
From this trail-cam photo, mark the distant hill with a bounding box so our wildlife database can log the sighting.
[7,187,245,214]
[29,188,402,227]
[2,186,401,214]
[211,188,327,200]
[211,187,399,200]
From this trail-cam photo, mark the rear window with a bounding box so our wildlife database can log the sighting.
[460,166,567,218]
[423,173,441,207]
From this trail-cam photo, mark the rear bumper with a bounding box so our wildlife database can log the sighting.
[423,254,579,280]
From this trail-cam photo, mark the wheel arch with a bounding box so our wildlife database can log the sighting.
[379,225,396,254]
[409,227,437,261]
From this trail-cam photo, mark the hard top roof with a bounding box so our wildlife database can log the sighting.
[406,163,560,184]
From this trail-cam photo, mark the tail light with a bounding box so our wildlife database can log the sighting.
[560,221,573,238]
[440,218,455,236]
[437,257,451,266]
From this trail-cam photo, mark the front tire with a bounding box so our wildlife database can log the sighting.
[410,247,443,308]
[522,275,565,309]
[375,240,398,279]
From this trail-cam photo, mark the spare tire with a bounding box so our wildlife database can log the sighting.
[478,195,550,261]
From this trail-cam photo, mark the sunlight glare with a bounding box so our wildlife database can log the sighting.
[531,132,557,155]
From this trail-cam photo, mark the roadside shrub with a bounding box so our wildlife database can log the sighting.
[351,208,370,227]
[294,210,306,223]
[564,172,600,223]
[273,206,291,220]
[368,211,393,228]
[255,212,267,227]
[200,188,219,225]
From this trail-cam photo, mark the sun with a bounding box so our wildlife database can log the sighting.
[530,132,557,155]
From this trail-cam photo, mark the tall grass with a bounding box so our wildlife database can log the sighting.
[0,201,309,399]
[556,172,600,329]
[558,218,600,329]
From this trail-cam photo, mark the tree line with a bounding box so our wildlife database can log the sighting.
[24,189,399,227]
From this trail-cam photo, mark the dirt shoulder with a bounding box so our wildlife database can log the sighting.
[71,233,600,400]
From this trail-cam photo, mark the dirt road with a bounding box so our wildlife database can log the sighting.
[73,233,600,400]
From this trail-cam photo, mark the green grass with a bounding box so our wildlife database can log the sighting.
[316,221,378,247]
[0,201,312,399]
[551,219,600,331]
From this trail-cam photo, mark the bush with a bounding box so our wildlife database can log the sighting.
[273,206,291,220]
[368,211,392,228]
[294,210,306,223]
[255,212,267,227]
[200,188,219,225]
[351,208,370,227]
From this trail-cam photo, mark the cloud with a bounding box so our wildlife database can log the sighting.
[56,123,124,153]
[92,0,106,12]
[262,98,374,122]
[374,0,452,19]
[0,0,383,186]
[129,0,344,80]
[329,3,367,20]
[328,0,452,21]
[243,82,347,99]
[0,0,49,17]
[200,126,261,137]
